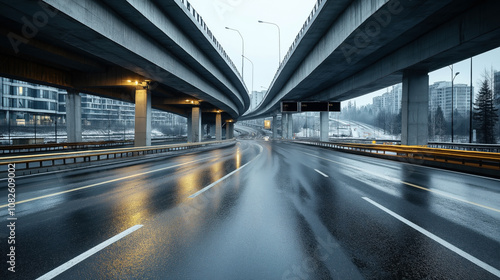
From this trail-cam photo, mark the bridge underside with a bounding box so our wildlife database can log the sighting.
[246,0,500,145]
[0,0,248,145]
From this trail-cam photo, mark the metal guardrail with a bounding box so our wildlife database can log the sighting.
[0,139,235,172]
[152,137,187,142]
[0,140,134,154]
[316,138,500,153]
[428,142,500,153]
[326,138,400,145]
[0,137,189,155]
[296,140,500,171]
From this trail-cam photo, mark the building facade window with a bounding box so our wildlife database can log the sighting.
[0,77,184,136]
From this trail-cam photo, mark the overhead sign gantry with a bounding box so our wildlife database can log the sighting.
[281,101,340,112]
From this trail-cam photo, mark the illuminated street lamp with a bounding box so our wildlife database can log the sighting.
[242,55,254,95]
[258,20,281,66]
[225,27,244,78]
[449,65,460,142]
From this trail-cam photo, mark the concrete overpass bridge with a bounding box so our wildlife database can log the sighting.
[243,0,500,145]
[2,2,500,279]
[0,0,250,146]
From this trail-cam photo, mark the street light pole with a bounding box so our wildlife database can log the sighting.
[469,57,473,143]
[242,55,254,95]
[449,65,459,142]
[34,114,37,142]
[55,92,59,143]
[225,27,244,78]
[258,20,281,66]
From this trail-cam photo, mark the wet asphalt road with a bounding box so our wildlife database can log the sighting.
[1,140,499,279]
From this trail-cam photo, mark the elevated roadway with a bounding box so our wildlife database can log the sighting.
[0,0,249,144]
[244,0,500,145]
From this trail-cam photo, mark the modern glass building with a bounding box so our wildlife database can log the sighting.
[0,77,185,142]
[0,78,62,127]
[63,93,137,127]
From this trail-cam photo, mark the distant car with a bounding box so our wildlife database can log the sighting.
[263,136,270,141]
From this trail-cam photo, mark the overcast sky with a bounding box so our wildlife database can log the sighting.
[188,0,500,106]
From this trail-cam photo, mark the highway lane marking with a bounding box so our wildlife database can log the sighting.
[292,141,500,183]
[0,156,219,208]
[0,140,242,181]
[401,182,500,213]
[189,144,264,198]
[302,152,500,213]
[302,152,400,182]
[0,147,208,181]
[363,197,500,278]
[0,141,201,161]
[314,169,329,177]
[36,225,143,280]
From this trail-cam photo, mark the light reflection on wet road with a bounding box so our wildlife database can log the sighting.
[1,140,499,279]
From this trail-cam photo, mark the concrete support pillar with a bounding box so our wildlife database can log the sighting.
[134,88,151,147]
[215,113,222,140]
[187,115,192,142]
[282,114,288,139]
[287,113,294,139]
[226,122,234,139]
[279,114,284,138]
[272,114,278,140]
[66,90,82,143]
[320,112,329,142]
[191,107,202,142]
[402,70,429,146]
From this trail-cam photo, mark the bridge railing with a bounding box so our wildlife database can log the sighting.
[0,139,235,174]
[179,0,241,79]
[279,0,324,72]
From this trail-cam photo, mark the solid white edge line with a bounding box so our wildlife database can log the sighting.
[297,142,500,183]
[362,197,500,278]
[0,144,228,181]
[0,156,218,208]
[36,225,143,280]
[304,151,500,213]
[314,169,329,177]
[189,144,263,198]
